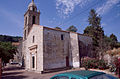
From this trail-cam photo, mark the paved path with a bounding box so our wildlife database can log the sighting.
[2,65,118,79]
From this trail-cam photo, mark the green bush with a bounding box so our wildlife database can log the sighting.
[98,60,108,69]
[81,57,108,70]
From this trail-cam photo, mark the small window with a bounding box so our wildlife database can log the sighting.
[33,36,35,43]
[24,30,26,40]
[32,16,36,24]
[25,17,27,25]
[61,34,64,40]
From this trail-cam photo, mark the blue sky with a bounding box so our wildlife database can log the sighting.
[0,0,120,41]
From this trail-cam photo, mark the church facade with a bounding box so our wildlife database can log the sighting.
[23,0,93,73]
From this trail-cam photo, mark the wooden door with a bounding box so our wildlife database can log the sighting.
[66,56,69,67]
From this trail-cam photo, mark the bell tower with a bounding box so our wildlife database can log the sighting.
[23,0,40,40]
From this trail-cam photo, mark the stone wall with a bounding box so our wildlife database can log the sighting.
[78,35,92,46]
[23,25,93,72]
[22,40,27,68]
[78,35,92,57]
[25,25,44,73]
[43,28,70,70]
[70,32,80,68]
[43,29,93,69]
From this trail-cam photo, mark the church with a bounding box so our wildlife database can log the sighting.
[22,0,93,73]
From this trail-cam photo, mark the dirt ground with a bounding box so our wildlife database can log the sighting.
[2,65,79,79]
[2,65,118,79]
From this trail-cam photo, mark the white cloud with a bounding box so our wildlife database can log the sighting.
[96,0,120,15]
[56,0,90,17]
[56,0,120,18]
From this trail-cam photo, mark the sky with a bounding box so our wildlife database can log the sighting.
[0,0,120,41]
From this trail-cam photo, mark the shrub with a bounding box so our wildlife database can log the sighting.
[81,57,108,70]
[114,57,120,68]
[109,63,116,72]
[114,57,120,75]
[98,60,108,69]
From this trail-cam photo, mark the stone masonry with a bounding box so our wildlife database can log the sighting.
[22,0,93,73]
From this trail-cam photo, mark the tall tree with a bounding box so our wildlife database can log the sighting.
[84,9,104,58]
[84,9,120,58]
[88,9,101,27]
[66,25,77,32]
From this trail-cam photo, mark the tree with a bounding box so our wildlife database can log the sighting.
[110,33,119,49]
[66,25,77,32]
[55,27,62,30]
[0,42,17,64]
[110,33,118,42]
[0,35,22,42]
[116,42,120,48]
[88,9,101,27]
[84,26,94,36]
[84,9,104,58]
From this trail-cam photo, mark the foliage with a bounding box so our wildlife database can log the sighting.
[97,60,108,69]
[81,57,108,70]
[0,35,22,42]
[66,25,77,32]
[113,57,120,74]
[110,33,118,42]
[88,9,101,27]
[84,9,120,58]
[84,15,104,57]
[109,57,117,72]
[109,34,119,49]
[102,36,112,50]
[109,64,117,72]
[84,26,94,37]
[55,27,62,30]
[84,9,104,46]
[0,42,17,63]
[114,57,120,68]
[115,42,120,48]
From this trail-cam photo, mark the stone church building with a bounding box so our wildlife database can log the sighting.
[23,0,93,73]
